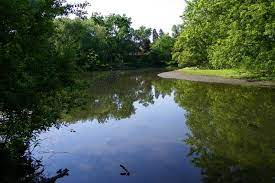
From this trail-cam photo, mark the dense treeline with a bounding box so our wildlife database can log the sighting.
[173,0,275,76]
[54,14,176,70]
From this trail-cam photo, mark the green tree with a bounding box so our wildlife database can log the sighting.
[54,18,109,70]
[171,24,181,38]
[173,0,275,76]
[0,0,88,94]
[133,26,152,54]
[150,35,175,65]
[159,29,165,37]
[152,28,159,42]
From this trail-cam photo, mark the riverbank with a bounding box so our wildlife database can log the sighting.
[158,69,275,87]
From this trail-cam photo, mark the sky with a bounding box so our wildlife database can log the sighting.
[67,0,186,33]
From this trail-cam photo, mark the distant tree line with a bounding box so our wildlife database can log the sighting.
[53,14,176,70]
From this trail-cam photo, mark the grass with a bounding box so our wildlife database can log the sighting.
[178,67,275,81]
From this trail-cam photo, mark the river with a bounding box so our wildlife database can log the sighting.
[1,69,275,183]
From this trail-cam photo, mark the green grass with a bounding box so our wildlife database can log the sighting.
[178,67,275,81]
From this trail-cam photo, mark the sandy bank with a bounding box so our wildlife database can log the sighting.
[158,71,275,88]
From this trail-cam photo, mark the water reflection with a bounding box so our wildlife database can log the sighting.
[155,80,275,182]
[1,69,275,183]
[63,70,161,123]
[0,83,87,182]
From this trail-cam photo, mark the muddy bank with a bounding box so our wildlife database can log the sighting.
[158,71,275,88]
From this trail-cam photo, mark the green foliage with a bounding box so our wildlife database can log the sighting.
[54,17,109,70]
[150,34,175,65]
[171,24,181,38]
[0,0,88,94]
[159,29,165,37]
[178,67,272,80]
[53,14,176,69]
[133,26,152,54]
[173,0,275,76]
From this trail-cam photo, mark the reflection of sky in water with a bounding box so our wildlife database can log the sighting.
[33,93,201,183]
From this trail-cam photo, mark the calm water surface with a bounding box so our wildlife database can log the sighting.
[3,69,274,183]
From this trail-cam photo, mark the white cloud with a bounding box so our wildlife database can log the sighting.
[67,0,186,33]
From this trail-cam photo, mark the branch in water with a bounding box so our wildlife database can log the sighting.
[120,164,130,176]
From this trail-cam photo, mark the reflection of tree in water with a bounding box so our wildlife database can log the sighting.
[0,69,165,182]
[64,70,164,123]
[155,80,275,183]
[1,144,69,183]
[3,69,274,182]
[0,85,87,182]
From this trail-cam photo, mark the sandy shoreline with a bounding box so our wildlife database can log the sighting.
[158,71,275,88]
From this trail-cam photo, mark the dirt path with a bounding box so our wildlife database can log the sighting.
[158,71,275,88]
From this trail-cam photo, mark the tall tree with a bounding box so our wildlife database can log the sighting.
[159,29,165,37]
[171,24,181,38]
[150,35,175,65]
[152,29,159,42]
[133,26,152,54]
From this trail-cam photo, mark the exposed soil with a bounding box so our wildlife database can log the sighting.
[158,71,275,88]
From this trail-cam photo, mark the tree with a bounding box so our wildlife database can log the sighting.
[54,14,138,69]
[171,24,181,38]
[152,29,159,42]
[54,18,109,70]
[173,0,275,76]
[133,26,152,54]
[0,0,88,94]
[159,29,165,37]
[150,35,175,65]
